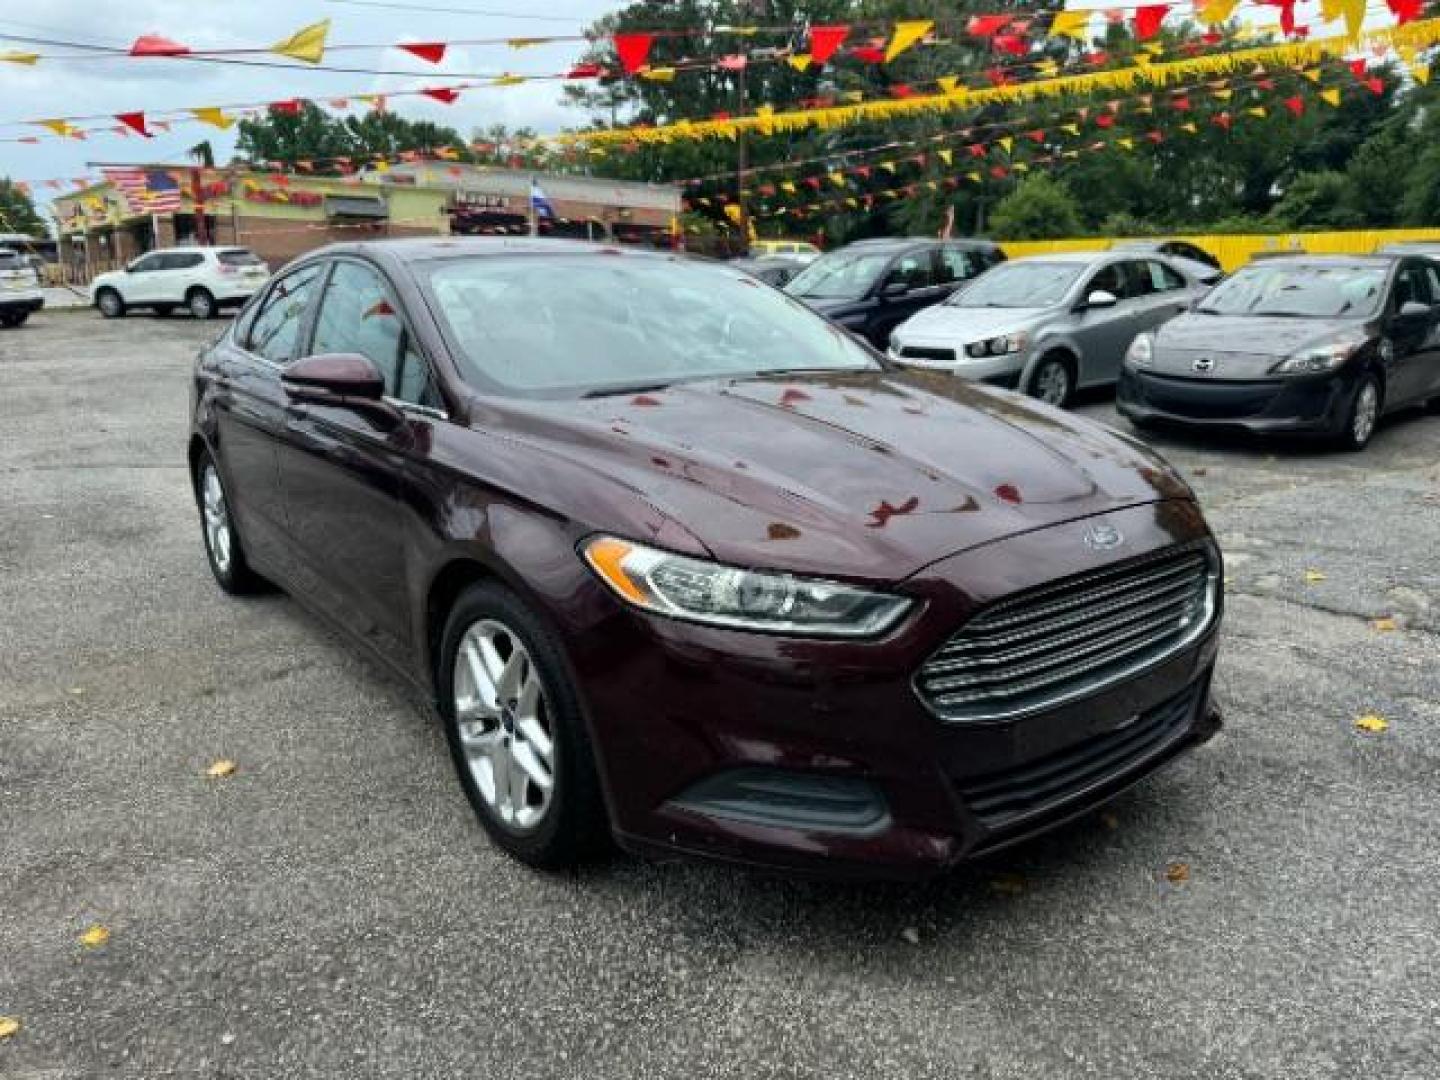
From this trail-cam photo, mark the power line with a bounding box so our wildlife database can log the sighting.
[320,0,586,21]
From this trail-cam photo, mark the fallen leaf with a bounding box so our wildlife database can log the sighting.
[1164,861,1190,884]
[1354,713,1389,734]
[0,1017,19,1040]
[1100,811,1120,831]
[1191,467,1208,477]
[1303,569,1327,584]
[989,873,1026,896]
[206,759,237,779]
[79,924,110,948]
[900,926,921,945]
[1369,616,1398,633]
[67,687,84,696]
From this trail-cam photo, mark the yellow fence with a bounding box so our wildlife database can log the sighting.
[1000,228,1440,273]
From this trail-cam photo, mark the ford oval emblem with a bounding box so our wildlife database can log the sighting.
[1192,356,1216,374]
[1084,522,1125,551]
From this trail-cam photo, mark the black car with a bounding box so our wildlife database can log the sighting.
[1113,239,1223,273]
[1117,255,1440,451]
[784,238,1005,348]
[1378,241,1440,260]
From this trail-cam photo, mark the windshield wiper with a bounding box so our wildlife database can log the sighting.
[582,381,673,399]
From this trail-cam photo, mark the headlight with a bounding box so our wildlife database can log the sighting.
[965,331,1029,359]
[582,536,913,637]
[1271,334,1366,375]
[1125,333,1155,368]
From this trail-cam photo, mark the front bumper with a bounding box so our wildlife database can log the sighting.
[0,294,43,314]
[570,500,1222,880]
[890,347,1027,389]
[1117,366,1356,435]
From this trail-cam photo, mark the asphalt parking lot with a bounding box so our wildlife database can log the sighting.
[2,310,1438,1080]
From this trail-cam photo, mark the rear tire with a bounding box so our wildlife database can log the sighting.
[1027,354,1074,408]
[1338,374,1381,452]
[195,451,266,595]
[96,289,125,319]
[438,582,607,870]
[187,288,217,320]
[0,311,24,328]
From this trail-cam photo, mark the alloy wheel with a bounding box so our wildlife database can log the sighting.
[1033,361,1071,406]
[98,291,123,318]
[201,464,232,574]
[452,619,556,833]
[1352,382,1379,446]
[189,291,215,319]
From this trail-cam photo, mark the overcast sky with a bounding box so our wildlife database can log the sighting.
[0,0,620,212]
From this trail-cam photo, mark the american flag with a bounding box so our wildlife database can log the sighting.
[101,167,185,214]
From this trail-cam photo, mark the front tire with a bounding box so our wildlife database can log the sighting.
[438,582,606,869]
[187,288,217,320]
[0,311,25,328]
[96,289,125,319]
[1027,354,1074,408]
[195,452,265,595]
[1338,374,1381,452]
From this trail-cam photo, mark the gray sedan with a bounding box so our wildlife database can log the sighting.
[887,251,1210,407]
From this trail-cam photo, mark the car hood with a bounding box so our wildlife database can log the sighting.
[896,305,1048,344]
[789,295,866,316]
[484,370,1191,583]
[1150,313,1370,378]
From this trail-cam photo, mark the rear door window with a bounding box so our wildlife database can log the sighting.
[164,253,206,271]
[246,264,324,365]
[1394,262,1435,308]
[885,252,936,292]
[937,247,978,284]
[1146,260,1188,292]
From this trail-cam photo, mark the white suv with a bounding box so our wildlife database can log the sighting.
[91,247,271,320]
[0,247,44,328]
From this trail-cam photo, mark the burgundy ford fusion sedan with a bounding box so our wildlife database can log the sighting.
[189,238,1223,880]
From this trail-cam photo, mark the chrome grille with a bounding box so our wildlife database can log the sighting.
[918,547,1216,722]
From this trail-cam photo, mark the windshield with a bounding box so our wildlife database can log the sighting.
[1197,263,1384,318]
[785,251,893,300]
[948,262,1082,308]
[427,254,879,396]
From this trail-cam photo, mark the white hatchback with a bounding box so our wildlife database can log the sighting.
[91,247,271,320]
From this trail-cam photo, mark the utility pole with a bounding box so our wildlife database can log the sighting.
[735,60,748,248]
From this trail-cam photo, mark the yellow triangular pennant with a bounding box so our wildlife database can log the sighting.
[1301,67,1323,82]
[1062,122,1080,136]
[1321,87,1342,106]
[938,149,953,165]
[191,107,234,130]
[1412,63,1431,85]
[38,119,79,138]
[272,19,330,64]
[641,67,676,82]
[1049,10,1091,40]
[1247,106,1267,118]
[1117,137,1135,150]
[1199,0,1240,25]
[884,20,933,63]
[937,75,959,94]
[1338,0,1365,39]
[0,51,40,65]
[788,54,812,72]
[997,136,1014,154]
[829,171,845,188]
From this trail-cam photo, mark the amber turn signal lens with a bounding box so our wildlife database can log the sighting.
[583,537,648,605]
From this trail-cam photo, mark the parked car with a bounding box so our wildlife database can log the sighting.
[888,251,1209,407]
[1113,239,1223,273]
[1377,241,1440,259]
[785,238,1005,348]
[730,255,806,288]
[0,247,44,328]
[1118,254,1440,451]
[91,246,271,320]
[747,238,822,263]
[191,238,1223,880]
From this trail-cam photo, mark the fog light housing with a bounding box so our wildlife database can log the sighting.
[669,769,890,835]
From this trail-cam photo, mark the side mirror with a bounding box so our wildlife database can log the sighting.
[282,353,400,428]
[1083,289,1119,309]
[1398,300,1431,318]
[881,281,910,298]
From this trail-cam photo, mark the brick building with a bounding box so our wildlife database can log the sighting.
[51,166,681,282]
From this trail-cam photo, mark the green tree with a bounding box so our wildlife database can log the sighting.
[1267,171,1365,230]
[989,175,1082,239]
[234,103,471,171]
[0,177,44,236]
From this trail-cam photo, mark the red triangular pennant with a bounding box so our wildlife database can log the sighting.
[422,87,460,104]
[116,112,151,138]
[1133,5,1170,40]
[613,33,654,75]
[968,14,1011,36]
[399,41,447,64]
[129,34,190,57]
[809,25,849,65]
[1284,95,1305,116]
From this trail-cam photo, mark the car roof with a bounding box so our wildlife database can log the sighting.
[309,237,673,264]
[1005,250,1129,265]
[1244,253,1397,266]
[842,237,998,251]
